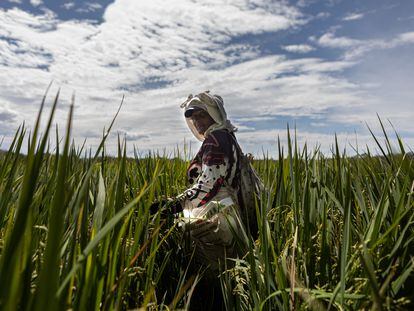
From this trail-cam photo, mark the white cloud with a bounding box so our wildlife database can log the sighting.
[317,31,414,59]
[342,12,364,21]
[0,106,17,123]
[30,0,43,7]
[281,44,315,53]
[318,32,361,49]
[315,12,330,19]
[62,2,75,10]
[397,32,414,44]
[0,2,413,156]
[296,0,318,8]
[235,116,275,122]
[76,2,103,13]
[236,127,389,156]
[0,1,306,153]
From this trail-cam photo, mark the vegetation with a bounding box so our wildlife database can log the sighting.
[0,93,413,310]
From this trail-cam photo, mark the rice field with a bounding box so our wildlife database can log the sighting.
[0,94,413,310]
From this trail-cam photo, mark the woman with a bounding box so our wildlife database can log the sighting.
[151,91,249,309]
[178,91,246,270]
[152,91,246,263]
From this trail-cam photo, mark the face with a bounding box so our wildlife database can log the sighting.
[190,110,216,135]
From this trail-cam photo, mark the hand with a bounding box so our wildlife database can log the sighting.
[187,214,235,246]
[149,199,169,215]
[150,198,183,216]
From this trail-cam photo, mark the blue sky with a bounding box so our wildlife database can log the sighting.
[0,0,413,156]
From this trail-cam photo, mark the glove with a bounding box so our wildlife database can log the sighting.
[150,198,183,216]
[187,213,236,246]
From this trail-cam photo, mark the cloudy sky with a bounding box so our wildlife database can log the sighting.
[1,0,413,157]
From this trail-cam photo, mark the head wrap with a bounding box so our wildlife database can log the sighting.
[180,91,237,141]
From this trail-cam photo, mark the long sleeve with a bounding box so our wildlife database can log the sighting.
[182,159,228,210]
[178,130,238,212]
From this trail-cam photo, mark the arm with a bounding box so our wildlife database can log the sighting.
[149,157,228,224]
[180,156,228,210]
[148,151,227,217]
[183,132,243,246]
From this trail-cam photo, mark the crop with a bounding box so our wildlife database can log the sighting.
[0,93,413,310]
[221,126,413,310]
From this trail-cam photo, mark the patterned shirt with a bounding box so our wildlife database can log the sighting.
[180,129,240,211]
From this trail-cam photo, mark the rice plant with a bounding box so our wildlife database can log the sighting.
[0,94,413,310]
[221,125,414,311]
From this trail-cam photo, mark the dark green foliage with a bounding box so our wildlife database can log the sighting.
[0,96,412,310]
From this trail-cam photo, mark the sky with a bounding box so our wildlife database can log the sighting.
[0,0,413,157]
